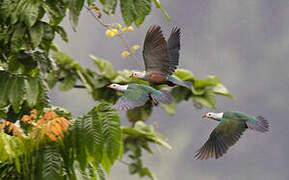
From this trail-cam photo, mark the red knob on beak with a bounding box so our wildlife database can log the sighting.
[202,114,207,118]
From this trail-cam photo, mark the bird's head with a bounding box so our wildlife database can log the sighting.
[107,84,128,91]
[203,112,223,121]
[129,71,145,79]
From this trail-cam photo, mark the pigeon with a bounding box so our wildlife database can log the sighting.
[130,25,192,89]
[108,83,172,111]
[195,111,269,160]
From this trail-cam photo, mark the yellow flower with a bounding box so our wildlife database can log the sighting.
[105,29,118,37]
[115,23,122,29]
[127,26,134,32]
[121,51,130,57]
[121,27,129,33]
[111,28,119,34]
[130,45,140,52]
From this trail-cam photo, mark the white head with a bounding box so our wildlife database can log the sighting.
[130,71,146,79]
[107,84,128,91]
[203,112,223,121]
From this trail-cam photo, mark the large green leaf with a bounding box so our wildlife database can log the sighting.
[120,0,152,27]
[8,76,25,113]
[23,1,40,27]
[68,0,85,30]
[120,0,135,26]
[42,144,63,180]
[53,51,74,64]
[90,55,116,79]
[174,69,195,81]
[134,0,151,27]
[29,22,44,48]
[192,88,216,109]
[25,77,40,107]
[194,76,220,88]
[97,104,121,168]
[10,24,26,52]
[59,73,77,91]
[213,83,234,99]
[0,72,11,107]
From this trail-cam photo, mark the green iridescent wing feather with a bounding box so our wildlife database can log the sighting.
[195,117,248,160]
[113,85,149,111]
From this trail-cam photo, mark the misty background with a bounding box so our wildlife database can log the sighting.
[50,0,289,179]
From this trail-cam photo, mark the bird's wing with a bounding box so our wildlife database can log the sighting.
[113,88,149,111]
[195,118,248,160]
[142,25,171,75]
[167,27,181,72]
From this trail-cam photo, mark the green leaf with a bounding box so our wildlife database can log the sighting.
[101,149,111,174]
[100,0,117,15]
[134,0,151,27]
[29,22,44,48]
[97,104,121,166]
[59,73,77,91]
[9,75,25,113]
[11,24,26,53]
[90,55,116,79]
[69,0,85,31]
[25,77,40,107]
[171,86,192,103]
[0,72,11,107]
[173,69,195,81]
[84,109,104,165]
[53,51,74,64]
[213,83,234,99]
[23,2,39,27]
[161,103,176,115]
[53,26,68,42]
[192,89,216,109]
[42,144,63,179]
[194,76,220,88]
[120,0,135,26]
[122,121,172,150]
[120,0,152,27]
[126,102,152,123]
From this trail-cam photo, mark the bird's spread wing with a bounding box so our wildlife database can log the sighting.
[113,88,149,111]
[143,25,171,75]
[195,118,248,160]
[167,27,181,72]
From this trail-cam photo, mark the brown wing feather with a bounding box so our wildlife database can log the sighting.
[195,119,248,160]
[143,25,171,75]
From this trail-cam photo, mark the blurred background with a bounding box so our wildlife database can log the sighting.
[51,0,289,179]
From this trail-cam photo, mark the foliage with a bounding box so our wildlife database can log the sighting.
[0,0,233,179]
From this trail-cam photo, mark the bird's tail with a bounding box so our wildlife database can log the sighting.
[247,116,269,133]
[168,76,192,89]
[151,90,173,105]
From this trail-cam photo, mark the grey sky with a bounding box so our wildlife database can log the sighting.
[51,0,289,179]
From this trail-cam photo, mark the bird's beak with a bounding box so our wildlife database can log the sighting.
[107,85,112,88]
[129,72,133,77]
[202,114,207,118]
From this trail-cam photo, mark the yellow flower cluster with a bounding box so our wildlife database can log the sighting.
[105,29,119,37]
[121,26,134,33]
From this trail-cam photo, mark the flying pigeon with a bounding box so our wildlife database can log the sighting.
[195,111,269,160]
[130,25,192,89]
[108,83,172,111]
